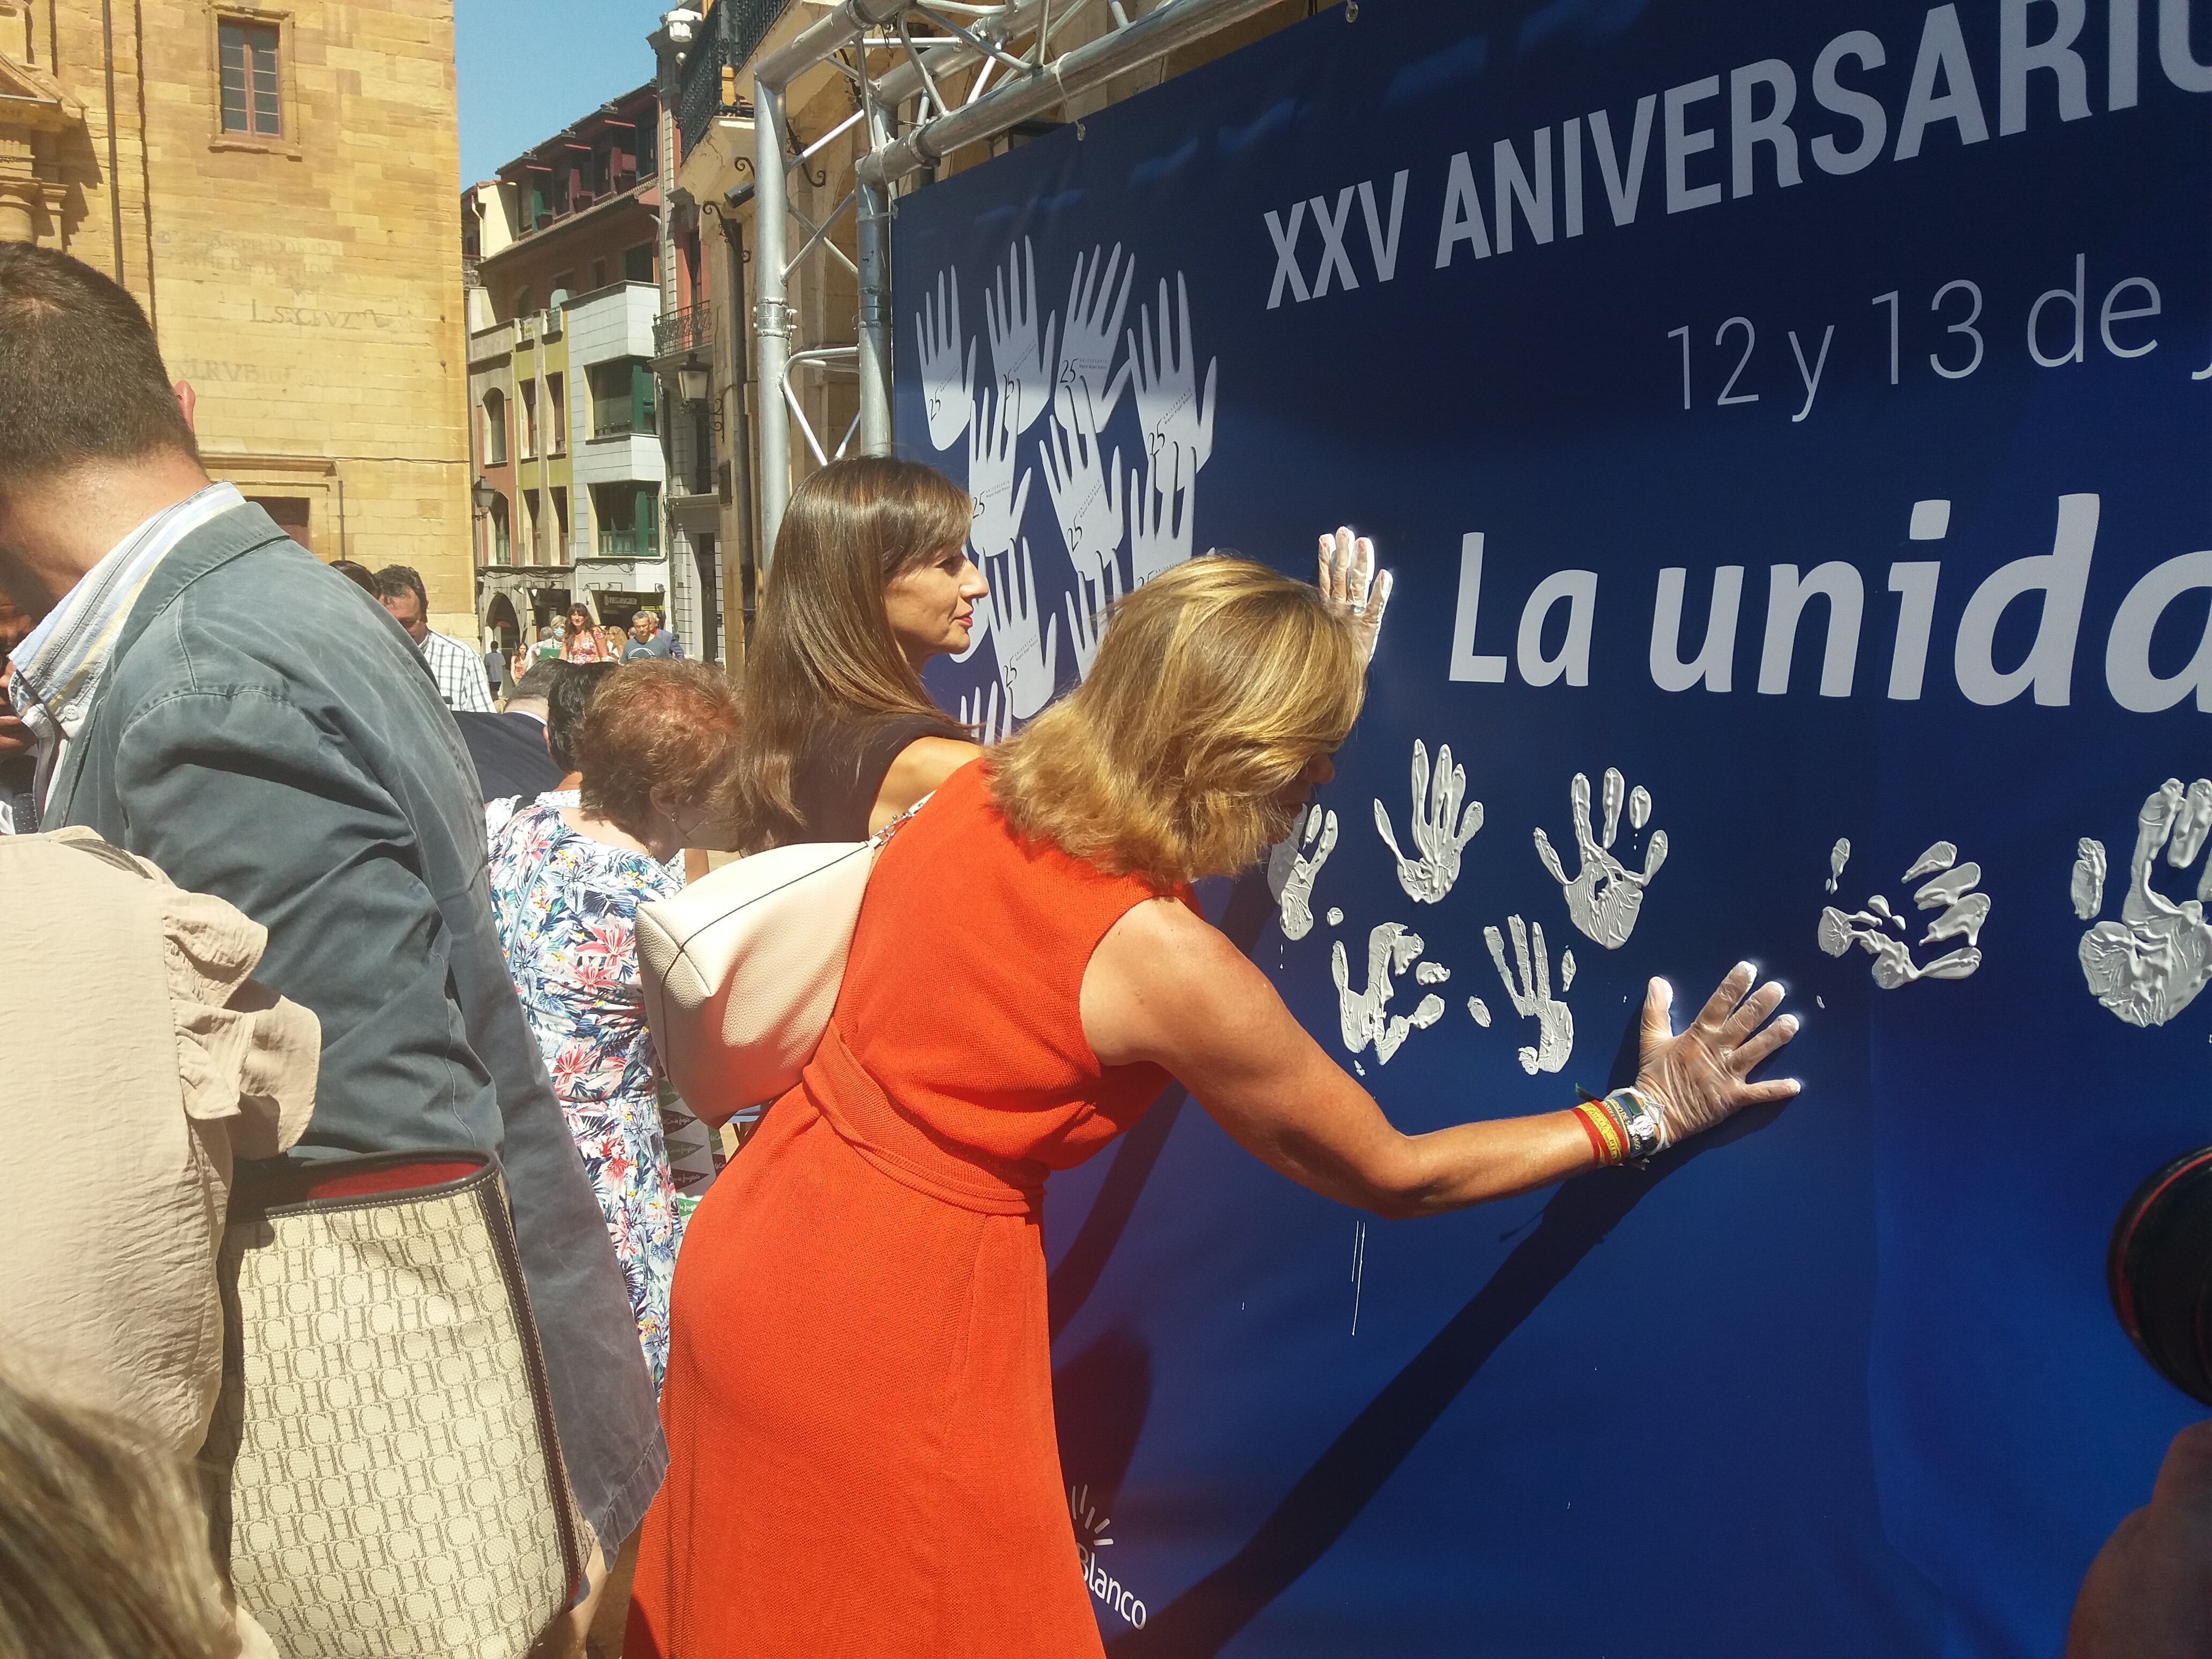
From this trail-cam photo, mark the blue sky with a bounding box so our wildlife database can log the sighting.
[457,0,669,185]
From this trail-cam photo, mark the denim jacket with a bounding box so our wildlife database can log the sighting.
[46,502,666,1550]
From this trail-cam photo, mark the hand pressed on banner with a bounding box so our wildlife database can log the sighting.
[987,540,1060,720]
[985,236,1057,437]
[1056,242,1135,435]
[914,270,974,453]
[1632,964,1800,1148]
[966,385,1031,563]
[1316,524,1393,666]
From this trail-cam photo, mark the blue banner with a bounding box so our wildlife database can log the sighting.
[892,4,2212,1653]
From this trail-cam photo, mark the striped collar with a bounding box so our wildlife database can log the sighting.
[7,482,245,799]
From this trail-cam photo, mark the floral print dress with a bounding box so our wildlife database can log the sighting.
[489,798,686,1388]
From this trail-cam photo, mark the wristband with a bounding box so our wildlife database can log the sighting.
[1603,1086,1665,1160]
[1571,1098,1627,1167]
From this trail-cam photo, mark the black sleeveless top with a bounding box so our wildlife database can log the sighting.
[785,711,965,845]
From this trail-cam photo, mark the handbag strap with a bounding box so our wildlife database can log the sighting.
[869,790,934,847]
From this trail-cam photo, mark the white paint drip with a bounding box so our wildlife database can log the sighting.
[1484,915,1574,1073]
[1559,950,1577,992]
[1351,1220,1366,1336]
[1266,806,1336,941]
[1827,838,1851,894]
[2072,839,2109,920]
[1467,997,1492,1027]
[2078,779,2212,1028]
[1415,961,1451,985]
[1326,907,1344,927]
[1331,923,1447,1064]
[1819,838,1988,989]
[1535,767,1668,949]
[1373,738,1484,905]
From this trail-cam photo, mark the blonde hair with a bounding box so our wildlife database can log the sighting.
[990,557,1365,884]
[722,457,972,850]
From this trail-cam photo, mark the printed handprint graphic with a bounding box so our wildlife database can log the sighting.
[966,385,1031,562]
[1535,768,1669,949]
[1063,556,1120,683]
[987,540,1060,720]
[1372,739,1483,905]
[958,681,1008,745]
[1484,915,1574,1074]
[914,270,974,453]
[1127,273,1217,488]
[1332,922,1446,1064]
[1055,243,1134,435]
[1818,840,1989,989]
[1041,409,1124,595]
[985,237,1057,436]
[2076,778,2212,1027]
[1127,449,1193,587]
[1267,806,1337,942]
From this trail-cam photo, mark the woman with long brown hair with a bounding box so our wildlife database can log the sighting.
[629,552,1800,1658]
[719,455,988,847]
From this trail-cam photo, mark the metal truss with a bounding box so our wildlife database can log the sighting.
[748,0,1282,561]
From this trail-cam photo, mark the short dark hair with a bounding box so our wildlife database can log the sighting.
[546,660,616,772]
[577,661,742,837]
[371,565,428,615]
[328,559,378,596]
[0,245,200,497]
[511,660,566,701]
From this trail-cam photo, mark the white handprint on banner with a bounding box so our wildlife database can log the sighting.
[986,237,1058,436]
[2076,778,2212,1027]
[1331,922,1446,1064]
[958,681,1008,745]
[1818,840,1989,989]
[1127,450,1193,587]
[1267,807,1337,942]
[1063,556,1120,682]
[1041,409,1125,595]
[1127,274,1217,489]
[1484,916,1574,1075]
[966,385,1031,563]
[1534,768,1669,949]
[1372,739,1483,905]
[1056,243,1135,435]
[988,540,1060,720]
[914,270,975,453]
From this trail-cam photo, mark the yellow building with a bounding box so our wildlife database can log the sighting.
[0,0,475,639]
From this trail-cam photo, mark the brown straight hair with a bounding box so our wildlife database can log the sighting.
[0,245,200,499]
[720,457,970,851]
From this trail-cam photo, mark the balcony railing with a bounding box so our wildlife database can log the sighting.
[654,303,711,360]
[596,529,661,560]
[676,0,784,155]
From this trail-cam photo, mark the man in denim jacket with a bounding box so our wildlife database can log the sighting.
[0,246,664,1616]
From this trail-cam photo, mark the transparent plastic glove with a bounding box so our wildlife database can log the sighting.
[1317,525,1394,664]
[1631,962,1799,1147]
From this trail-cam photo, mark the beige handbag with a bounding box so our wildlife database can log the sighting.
[218,1151,584,1659]
[636,802,927,1130]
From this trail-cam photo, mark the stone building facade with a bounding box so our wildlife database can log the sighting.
[0,0,475,640]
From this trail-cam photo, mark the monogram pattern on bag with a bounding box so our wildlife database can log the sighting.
[228,1189,567,1658]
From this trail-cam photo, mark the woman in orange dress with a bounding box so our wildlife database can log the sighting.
[627,545,1801,1657]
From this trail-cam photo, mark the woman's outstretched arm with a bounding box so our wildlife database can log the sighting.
[1081,898,1799,1218]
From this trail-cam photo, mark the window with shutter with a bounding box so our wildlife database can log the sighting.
[632,361,656,434]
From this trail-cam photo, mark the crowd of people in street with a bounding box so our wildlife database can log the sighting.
[0,244,2198,1659]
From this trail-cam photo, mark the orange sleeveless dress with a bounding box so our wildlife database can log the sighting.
[626,759,1180,1657]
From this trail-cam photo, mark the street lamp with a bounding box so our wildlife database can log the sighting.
[677,356,710,405]
[472,475,498,517]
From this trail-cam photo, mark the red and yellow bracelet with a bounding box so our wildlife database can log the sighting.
[1572,1096,1628,1167]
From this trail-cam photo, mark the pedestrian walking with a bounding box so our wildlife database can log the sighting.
[370,564,496,712]
[563,603,610,663]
